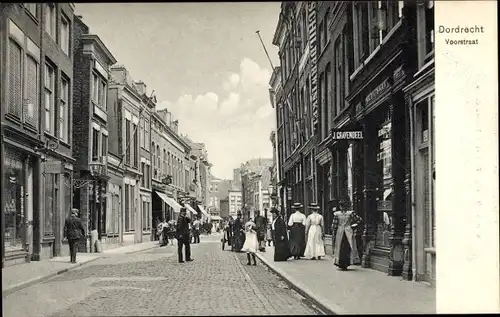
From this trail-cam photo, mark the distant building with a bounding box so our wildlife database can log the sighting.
[181,136,211,221]
[219,198,229,219]
[228,190,242,219]
[240,158,273,221]
[208,176,233,218]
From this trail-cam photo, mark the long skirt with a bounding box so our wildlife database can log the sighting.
[289,223,306,257]
[273,236,291,261]
[242,231,259,253]
[233,231,245,252]
[333,233,360,269]
[304,224,326,259]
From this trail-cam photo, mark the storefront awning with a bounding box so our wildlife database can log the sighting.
[156,192,182,213]
[197,205,210,217]
[210,215,222,221]
[184,204,198,217]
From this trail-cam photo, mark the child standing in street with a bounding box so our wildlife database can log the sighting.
[241,219,259,265]
[266,222,273,246]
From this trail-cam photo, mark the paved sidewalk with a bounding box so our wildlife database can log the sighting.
[2,241,159,296]
[256,246,436,315]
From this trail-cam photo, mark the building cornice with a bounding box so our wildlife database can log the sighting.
[80,34,117,65]
[152,112,192,152]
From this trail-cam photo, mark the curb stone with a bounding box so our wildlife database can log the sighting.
[2,257,101,297]
[3,243,159,296]
[255,252,345,315]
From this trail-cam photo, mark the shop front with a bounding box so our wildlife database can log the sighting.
[352,65,409,276]
[3,146,36,265]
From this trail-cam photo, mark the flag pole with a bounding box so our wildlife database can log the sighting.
[255,30,275,72]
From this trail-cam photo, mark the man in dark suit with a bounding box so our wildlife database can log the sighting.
[176,207,193,263]
[64,208,86,264]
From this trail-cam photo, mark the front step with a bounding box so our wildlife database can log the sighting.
[4,250,29,267]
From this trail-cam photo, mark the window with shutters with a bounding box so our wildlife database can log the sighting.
[44,3,56,39]
[8,40,23,119]
[25,56,39,128]
[44,62,55,134]
[59,75,69,142]
[60,14,70,55]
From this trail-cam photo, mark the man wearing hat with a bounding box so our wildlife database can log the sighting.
[287,202,307,260]
[270,207,291,261]
[63,208,86,264]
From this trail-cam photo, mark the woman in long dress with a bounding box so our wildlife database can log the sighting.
[241,219,259,265]
[332,199,363,270]
[232,212,245,252]
[270,207,291,262]
[288,203,307,259]
[304,203,326,260]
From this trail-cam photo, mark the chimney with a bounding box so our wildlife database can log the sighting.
[134,81,147,96]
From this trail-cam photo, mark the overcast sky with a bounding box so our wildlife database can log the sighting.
[76,3,280,179]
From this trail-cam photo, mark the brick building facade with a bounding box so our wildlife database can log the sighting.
[272,1,435,283]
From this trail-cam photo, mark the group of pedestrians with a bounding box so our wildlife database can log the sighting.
[270,198,363,271]
[221,209,270,266]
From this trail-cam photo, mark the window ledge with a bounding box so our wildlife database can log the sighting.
[424,247,436,254]
[44,132,58,141]
[59,139,71,148]
[24,9,39,24]
[415,58,435,78]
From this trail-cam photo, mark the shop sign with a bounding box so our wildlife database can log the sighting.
[331,130,364,140]
[44,161,63,174]
[377,148,392,162]
[365,79,391,105]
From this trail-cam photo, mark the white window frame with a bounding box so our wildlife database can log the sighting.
[59,75,69,142]
[60,13,70,55]
[44,62,55,134]
[91,126,100,162]
[44,3,56,39]
[92,72,107,110]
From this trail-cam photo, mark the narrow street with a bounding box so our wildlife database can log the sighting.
[3,235,323,316]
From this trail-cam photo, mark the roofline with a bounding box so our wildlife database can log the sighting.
[80,34,117,65]
[151,112,192,152]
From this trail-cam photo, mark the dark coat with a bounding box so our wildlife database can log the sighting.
[273,216,291,261]
[64,215,85,240]
[176,216,191,240]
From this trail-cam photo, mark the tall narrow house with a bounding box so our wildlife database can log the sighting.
[72,15,117,252]
[1,3,75,266]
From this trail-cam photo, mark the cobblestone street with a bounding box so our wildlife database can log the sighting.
[3,235,322,316]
